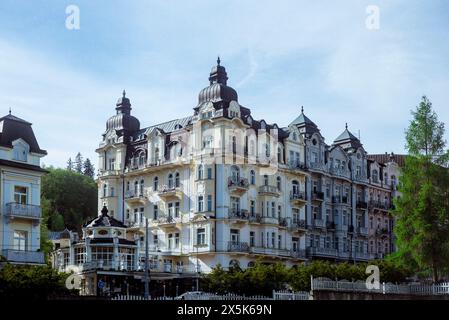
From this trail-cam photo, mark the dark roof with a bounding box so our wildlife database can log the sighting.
[133,116,194,140]
[48,228,72,240]
[289,107,320,135]
[84,206,128,228]
[0,113,47,154]
[333,124,362,150]
[0,159,48,173]
[367,153,406,167]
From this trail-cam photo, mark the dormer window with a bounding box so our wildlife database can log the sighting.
[202,111,213,119]
[12,140,29,162]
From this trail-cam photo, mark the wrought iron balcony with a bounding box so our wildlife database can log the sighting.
[307,247,338,258]
[278,217,288,227]
[158,185,183,199]
[357,226,369,235]
[228,210,249,221]
[249,214,262,223]
[2,249,45,264]
[287,160,306,170]
[290,219,306,232]
[313,219,326,228]
[356,201,368,209]
[228,177,249,194]
[4,203,41,219]
[311,191,324,201]
[290,191,307,206]
[227,241,250,253]
[289,249,306,259]
[326,221,336,230]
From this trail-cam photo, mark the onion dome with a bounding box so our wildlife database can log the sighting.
[198,57,238,105]
[106,90,140,133]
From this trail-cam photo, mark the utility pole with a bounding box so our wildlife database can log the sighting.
[144,216,150,299]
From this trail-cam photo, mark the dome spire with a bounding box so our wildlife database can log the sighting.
[122,89,126,98]
[301,106,304,113]
[345,122,348,130]
[217,56,221,66]
[208,57,228,85]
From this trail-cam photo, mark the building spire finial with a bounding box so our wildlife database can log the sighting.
[217,56,221,66]
[301,106,304,113]
[345,122,348,130]
[122,89,126,98]
[9,107,11,115]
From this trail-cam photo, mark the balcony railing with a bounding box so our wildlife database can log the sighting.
[307,247,338,258]
[356,201,368,209]
[250,246,289,257]
[158,185,182,198]
[369,201,392,211]
[258,185,280,196]
[278,217,288,227]
[290,191,307,202]
[2,249,45,264]
[290,219,306,231]
[287,160,306,170]
[313,219,326,228]
[326,221,336,230]
[329,167,351,179]
[228,177,249,192]
[290,249,306,259]
[249,214,262,223]
[227,241,250,253]
[332,196,341,204]
[4,203,41,219]
[311,191,324,201]
[125,190,145,199]
[357,226,369,235]
[228,210,249,220]
[308,162,325,171]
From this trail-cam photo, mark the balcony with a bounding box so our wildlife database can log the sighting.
[369,201,392,212]
[287,160,306,171]
[331,196,341,204]
[311,191,324,202]
[341,196,350,205]
[357,226,369,236]
[329,167,351,180]
[249,214,262,224]
[228,210,249,222]
[356,201,368,210]
[260,216,279,225]
[289,191,307,207]
[158,185,183,200]
[376,227,390,236]
[98,169,121,177]
[228,177,249,195]
[4,203,41,220]
[289,219,306,232]
[2,249,45,264]
[326,221,336,230]
[290,249,307,259]
[313,219,326,229]
[258,185,280,197]
[157,215,182,229]
[227,241,250,253]
[308,162,325,172]
[250,246,289,257]
[124,190,146,204]
[307,247,338,258]
[278,217,288,228]
[353,251,374,261]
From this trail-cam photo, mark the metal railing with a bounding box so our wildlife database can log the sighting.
[4,203,41,219]
[228,177,249,189]
[227,241,250,252]
[258,185,280,195]
[1,249,45,264]
[228,210,249,220]
[290,191,306,201]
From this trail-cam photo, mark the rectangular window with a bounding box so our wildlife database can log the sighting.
[108,158,115,170]
[292,208,299,223]
[175,202,180,218]
[168,203,173,218]
[196,228,206,245]
[271,232,275,248]
[140,207,144,223]
[153,205,158,220]
[153,235,158,247]
[168,233,173,249]
[13,230,27,251]
[250,200,255,216]
[14,186,27,205]
[198,196,204,212]
[175,233,180,248]
[230,229,240,243]
[207,195,212,212]
[250,231,255,247]
[207,168,212,179]
[278,235,282,249]
[271,202,276,218]
[292,237,299,251]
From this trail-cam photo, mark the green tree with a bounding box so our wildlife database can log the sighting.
[392,96,449,281]
[74,152,83,174]
[66,157,73,171]
[41,167,97,232]
[83,158,95,179]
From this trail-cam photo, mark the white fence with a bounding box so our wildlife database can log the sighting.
[312,277,449,296]
[111,291,311,301]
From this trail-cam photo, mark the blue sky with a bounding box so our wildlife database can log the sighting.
[0,0,448,168]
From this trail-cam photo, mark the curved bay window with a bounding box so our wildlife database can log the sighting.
[91,247,113,268]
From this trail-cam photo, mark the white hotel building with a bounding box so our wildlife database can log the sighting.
[51,59,401,296]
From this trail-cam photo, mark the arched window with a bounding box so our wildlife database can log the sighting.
[175,172,180,188]
[139,152,146,166]
[276,176,282,190]
[231,165,240,182]
[140,179,144,195]
[263,175,269,186]
[134,181,138,194]
[198,164,204,180]
[232,136,237,155]
[153,177,159,191]
[250,170,256,185]
[168,173,174,188]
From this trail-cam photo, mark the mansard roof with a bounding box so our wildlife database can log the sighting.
[289,107,320,135]
[367,153,406,167]
[333,123,362,150]
[133,116,194,140]
[0,113,47,155]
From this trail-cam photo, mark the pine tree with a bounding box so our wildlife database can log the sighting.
[74,152,83,174]
[66,158,73,171]
[83,158,95,179]
[393,96,449,281]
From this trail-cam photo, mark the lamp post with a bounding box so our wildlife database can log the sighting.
[144,216,150,299]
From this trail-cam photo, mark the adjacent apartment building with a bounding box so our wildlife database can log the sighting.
[0,112,47,265]
[51,60,402,296]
